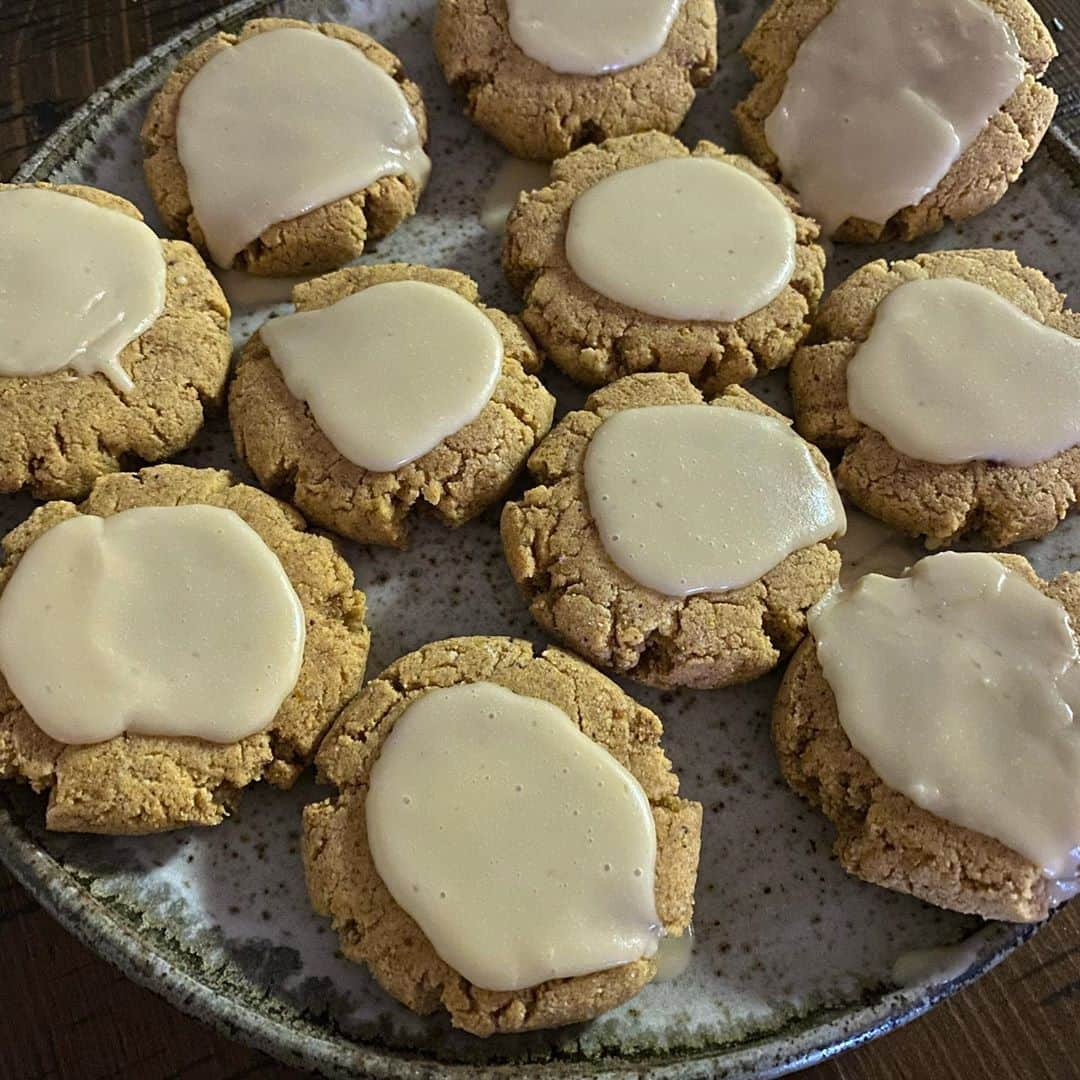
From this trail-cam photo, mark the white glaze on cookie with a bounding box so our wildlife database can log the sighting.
[506,0,682,75]
[584,404,845,596]
[0,505,305,745]
[261,280,503,473]
[0,187,165,393]
[176,27,430,268]
[565,157,796,322]
[847,278,1080,467]
[365,681,661,992]
[764,0,1024,236]
[810,552,1080,888]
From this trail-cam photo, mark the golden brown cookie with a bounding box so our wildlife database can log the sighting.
[735,0,1058,243]
[229,263,555,548]
[501,373,841,689]
[141,18,428,276]
[773,552,1078,922]
[0,465,370,834]
[503,132,825,392]
[302,635,701,1035]
[0,183,230,502]
[433,0,717,161]
[790,249,1080,548]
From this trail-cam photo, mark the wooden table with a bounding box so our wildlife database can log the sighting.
[3,2,1080,1077]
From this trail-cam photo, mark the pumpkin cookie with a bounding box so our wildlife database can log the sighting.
[503,132,824,392]
[303,635,701,1036]
[774,552,1080,922]
[433,0,717,161]
[141,18,428,275]
[790,249,1080,548]
[0,183,230,502]
[501,373,843,689]
[735,0,1057,242]
[229,263,555,548]
[0,465,370,834]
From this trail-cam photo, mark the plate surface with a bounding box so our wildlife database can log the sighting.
[1,1,1077,1076]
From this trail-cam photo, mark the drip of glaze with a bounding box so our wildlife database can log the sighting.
[0,187,165,392]
[214,269,312,311]
[480,158,551,233]
[891,939,982,988]
[653,926,695,983]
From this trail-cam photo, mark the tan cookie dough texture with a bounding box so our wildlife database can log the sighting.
[230,263,555,548]
[790,249,1080,548]
[0,465,370,834]
[141,19,428,275]
[501,373,841,689]
[503,132,825,393]
[303,635,701,1035]
[0,183,230,502]
[734,0,1058,243]
[774,553,1080,922]
[433,0,717,161]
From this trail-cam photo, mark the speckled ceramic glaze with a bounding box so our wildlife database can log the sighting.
[0,1,1076,1076]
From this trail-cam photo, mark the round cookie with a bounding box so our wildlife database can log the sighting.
[302,635,701,1036]
[0,464,370,834]
[0,183,231,502]
[790,248,1080,548]
[501,372,841,689]
[433,0,717,161]
[773,552,1079,922]
[503,132,825,393]
[141,18,428,276]
[734,0,1058,244]
[229,263,555,548]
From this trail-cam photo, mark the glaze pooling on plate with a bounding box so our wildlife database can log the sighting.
[0,187,165,392]
[565,156,797,322]
[506,0,682,75]
[366,681,660,992]
[0,505,305,745]
[261,280,503,472]
[847,278,1080,467]
[478,157,549,233]
[3,0,1078,1073]
[764,0,1025,235]
[176,25,430,268]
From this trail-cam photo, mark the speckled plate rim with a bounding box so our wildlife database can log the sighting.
[0,0,1067,1075]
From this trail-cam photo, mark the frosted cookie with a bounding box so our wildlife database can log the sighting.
[0,465,370,834]
[142,18,429,275]
[790,249,1080,548]
[735,0,1057,242]
[774,551,1080,921]
[433,0,717,161]
[303,635,701,1035]
[229,264,554,548]
[0,183,231,501]
[503,132,824,392]
[501,373,844,689]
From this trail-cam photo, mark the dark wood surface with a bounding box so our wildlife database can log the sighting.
[3,2,1080,1078]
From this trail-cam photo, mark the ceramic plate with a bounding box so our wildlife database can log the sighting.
[2,1,1077,1076]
